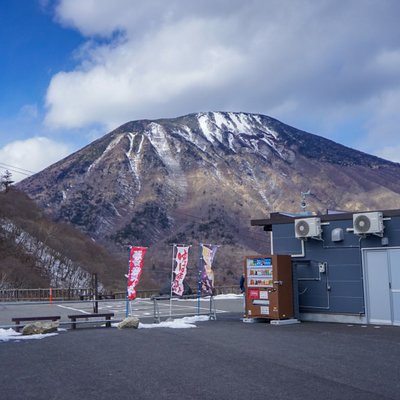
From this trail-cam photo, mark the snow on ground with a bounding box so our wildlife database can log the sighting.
[138,315,210,329]
[0,328,58,342]
[171,293,242,302]
[214,293,243,299]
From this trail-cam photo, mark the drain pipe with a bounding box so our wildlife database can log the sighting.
[291,239,305,258]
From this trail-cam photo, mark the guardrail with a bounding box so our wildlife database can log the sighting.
[0,286,240,302]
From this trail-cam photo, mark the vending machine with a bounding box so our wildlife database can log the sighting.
[244,255,293,320]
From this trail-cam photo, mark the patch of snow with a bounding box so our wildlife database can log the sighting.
[196,112,285,160]
[213,112,234,131]
[213,293,243,299]
[249,139,259,151]
[254,115,263,125]
[178,293,242,302]
[125,132,144,193]
[227,132,237,153]
[146,123,187,196]
[138,315,210,329]
[227,112,253,133]
[87,134,124,173]
[264,125,278,140]
[0,328,58,342]
[198,114,216,143]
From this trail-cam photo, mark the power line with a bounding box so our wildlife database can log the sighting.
[0,162,36,174]
[0,163,36,177]
[0,166,31,177]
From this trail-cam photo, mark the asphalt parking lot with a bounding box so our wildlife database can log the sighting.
[1,311,399,400]
[0,295,242,327]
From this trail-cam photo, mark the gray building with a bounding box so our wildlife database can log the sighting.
[252,210,400,325]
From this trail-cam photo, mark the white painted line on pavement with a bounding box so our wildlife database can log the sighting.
[57,304,92,314]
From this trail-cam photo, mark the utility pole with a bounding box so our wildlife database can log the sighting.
[300,190,311,212]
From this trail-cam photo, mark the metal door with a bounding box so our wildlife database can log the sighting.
[388,249,400,325]
[363,250,392,325]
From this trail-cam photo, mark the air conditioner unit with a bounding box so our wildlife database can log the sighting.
[294,217,321,239]
[353,212,384,235]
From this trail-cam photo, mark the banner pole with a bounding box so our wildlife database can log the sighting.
[169,244,176,317]
[198,243,203,315]
[125,246,132,318]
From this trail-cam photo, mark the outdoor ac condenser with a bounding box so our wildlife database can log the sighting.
[353,212,384,235]
[294,217,321,239]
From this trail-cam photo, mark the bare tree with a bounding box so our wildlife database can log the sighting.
[0,272,8,289]
[1,170,14,193]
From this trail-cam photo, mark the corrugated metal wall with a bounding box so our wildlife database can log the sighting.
[272,215,400,315]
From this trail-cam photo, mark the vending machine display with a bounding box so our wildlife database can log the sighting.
[244,255,293,320]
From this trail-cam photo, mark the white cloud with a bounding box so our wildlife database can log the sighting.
[361,88,400,160]
[375,146,400,163]
[45,15,245,130]
[44,0,400,162]
[19,104,39,120]
[0,137,71,182]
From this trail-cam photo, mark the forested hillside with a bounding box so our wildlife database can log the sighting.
[0,188,154,290]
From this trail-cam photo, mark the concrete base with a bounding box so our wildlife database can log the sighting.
[242,317,300,325]
[270,318,300,326]
[299,312,367,324]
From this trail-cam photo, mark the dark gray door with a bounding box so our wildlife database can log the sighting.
[363,250,391,324]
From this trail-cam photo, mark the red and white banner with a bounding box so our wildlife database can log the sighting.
[171,245,190,296]
[127,246,147,300]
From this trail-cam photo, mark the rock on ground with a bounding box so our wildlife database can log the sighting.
[22,321,59,335]
[117,317,140,329]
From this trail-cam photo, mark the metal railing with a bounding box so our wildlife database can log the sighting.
[151,294,217,323]
[0,285,240,302]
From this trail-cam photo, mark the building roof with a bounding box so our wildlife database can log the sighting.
[251,209,400,231]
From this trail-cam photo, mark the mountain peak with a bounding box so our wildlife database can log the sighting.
[16,112,400,287]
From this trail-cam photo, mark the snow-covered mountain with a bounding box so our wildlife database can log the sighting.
[17,112,400,286]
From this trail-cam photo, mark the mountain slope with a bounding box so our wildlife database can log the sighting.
[0,189,151,290]
[17,112,400,286]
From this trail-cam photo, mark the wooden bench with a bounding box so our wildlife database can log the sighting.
[11,316,61,332]
[67,313,114,329]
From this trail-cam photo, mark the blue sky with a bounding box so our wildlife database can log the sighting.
[1,0,400,181]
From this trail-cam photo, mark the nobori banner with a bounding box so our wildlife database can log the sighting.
[127,246,147,300]
[171,246,190,296]
[199,244,219,295]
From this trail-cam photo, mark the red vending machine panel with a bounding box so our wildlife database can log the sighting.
[245,255,293,320]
